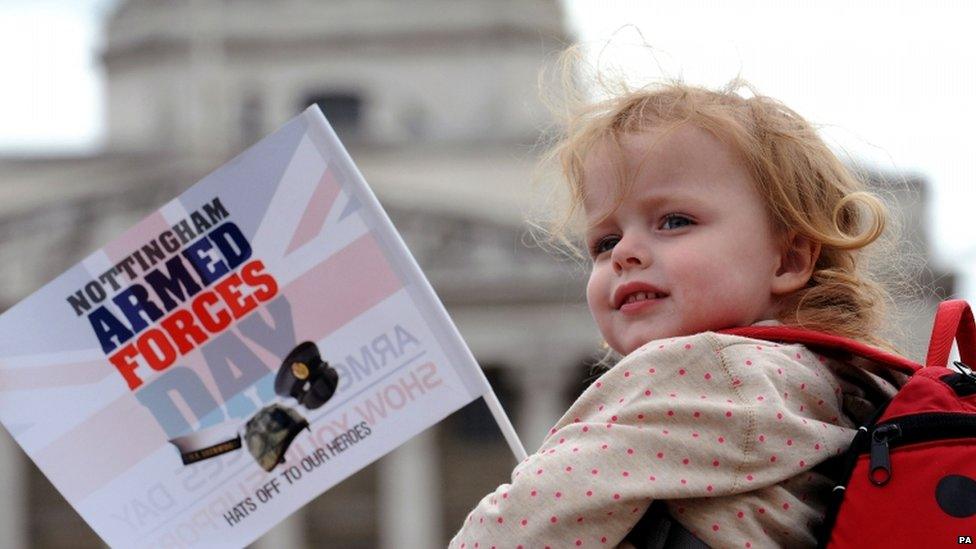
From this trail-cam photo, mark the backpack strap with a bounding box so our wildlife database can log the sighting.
[924,299,976,368]
[717,325,921,375]
[625,500,710,549]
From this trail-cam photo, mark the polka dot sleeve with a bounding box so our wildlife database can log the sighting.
[449,332,857,548]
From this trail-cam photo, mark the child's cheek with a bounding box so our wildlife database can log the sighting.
[585,268,600,313]
[585,266,610,321]
[680,266,739,323]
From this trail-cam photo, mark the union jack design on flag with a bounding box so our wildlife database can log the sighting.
[0,106,523,547]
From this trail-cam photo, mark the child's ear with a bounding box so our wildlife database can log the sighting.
[771,232,821,296]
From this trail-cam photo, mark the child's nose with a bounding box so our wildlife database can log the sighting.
[611,236,650,273]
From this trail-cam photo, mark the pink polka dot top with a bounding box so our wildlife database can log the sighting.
[449,330,898,548]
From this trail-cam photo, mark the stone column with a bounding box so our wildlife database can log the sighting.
[0,429,27,549]
[186,0,230,155]
[516,367,568,451]
[513,341,582,452]
[378,428,441,549]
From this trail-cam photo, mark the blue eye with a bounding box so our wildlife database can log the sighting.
[590,235,619,256]
[660,214,693,230]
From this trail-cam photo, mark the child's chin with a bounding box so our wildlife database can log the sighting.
[619,334,668,355]
[622,327,702,354]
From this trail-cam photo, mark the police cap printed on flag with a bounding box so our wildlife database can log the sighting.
[275,341,339,409]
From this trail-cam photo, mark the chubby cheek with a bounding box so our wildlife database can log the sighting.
[678,263,763,327]
[585,267,612,331]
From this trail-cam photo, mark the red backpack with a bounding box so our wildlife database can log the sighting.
[725,299,976,548]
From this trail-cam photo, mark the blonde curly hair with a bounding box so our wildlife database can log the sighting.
[536,51,901,353]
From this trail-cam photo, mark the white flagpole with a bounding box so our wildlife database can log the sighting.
[483,391,527,462]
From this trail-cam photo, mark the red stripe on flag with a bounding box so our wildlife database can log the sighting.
[284,169,341,255]
[0,360,114,391]
[34,394,168,502]
[285,233,403,341]
[103,212,171,265]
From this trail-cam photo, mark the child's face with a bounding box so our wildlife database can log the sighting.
[583,124,785,355]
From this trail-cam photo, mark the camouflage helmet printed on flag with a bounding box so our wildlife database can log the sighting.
[244,404,309,471]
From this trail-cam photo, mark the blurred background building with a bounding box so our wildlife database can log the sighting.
[0,0,954,547]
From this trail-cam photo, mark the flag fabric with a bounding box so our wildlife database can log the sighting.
[0,106,517,547]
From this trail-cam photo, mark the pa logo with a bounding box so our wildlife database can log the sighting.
[959,536,973,545]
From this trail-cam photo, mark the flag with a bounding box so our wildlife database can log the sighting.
[0,106,524,547]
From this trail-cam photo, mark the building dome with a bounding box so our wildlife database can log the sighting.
[102,0,568,153]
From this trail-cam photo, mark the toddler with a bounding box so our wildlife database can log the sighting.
[450,74,905,548]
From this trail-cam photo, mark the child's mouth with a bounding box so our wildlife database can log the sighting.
[619,292,667,314]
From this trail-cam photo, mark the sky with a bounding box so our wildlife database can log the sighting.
[0,0,114,153]
[0,0,974,292]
